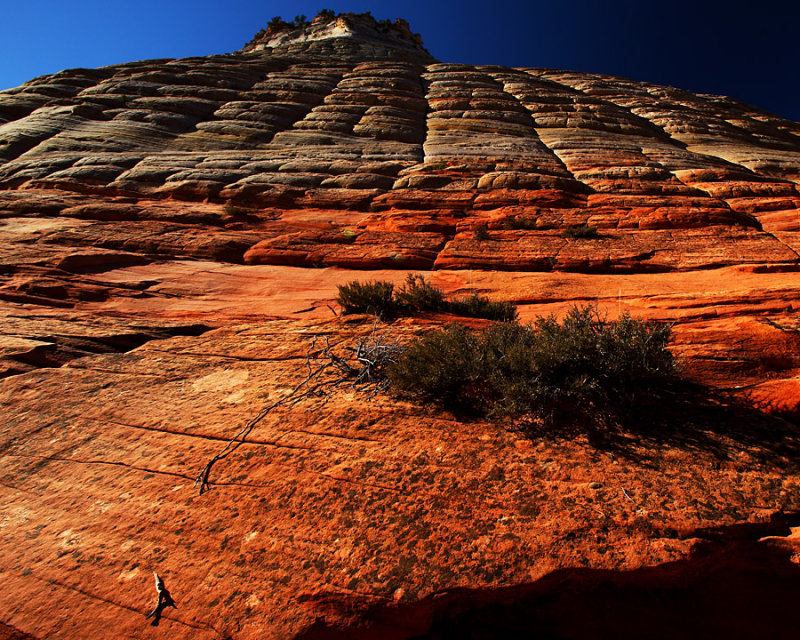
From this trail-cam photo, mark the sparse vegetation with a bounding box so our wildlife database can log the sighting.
[561,224,599,239]
[695,170,718,182]
[268,16,287,30]
[336,274,516,321]
[388,304,676,426]
[473,225,490,241]
[388,323,484,407]
[449,294,518,323]
[256,14,310,36]
[503,215,539,231]
[292,14,310,28]
[247,10,399,47]
[394,274,446,313]
[247,28,267,45]
[336,280,396,316]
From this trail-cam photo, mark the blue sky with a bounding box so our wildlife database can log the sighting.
[1,0,797,121]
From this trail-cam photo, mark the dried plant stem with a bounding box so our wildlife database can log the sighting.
[194,323,402,495]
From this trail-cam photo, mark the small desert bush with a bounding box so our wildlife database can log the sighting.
[336,280,396,316]
[695,170,717,182]
[291,14,310,28]
[473,224,490,241]
[449,293,518,323]
[268,16,288,30]
[337,275,515,322]
[561,224,599,239]
[503,215,539,230]
[388,305,676,425]
[394,274,446,313]
[388,323,486,407]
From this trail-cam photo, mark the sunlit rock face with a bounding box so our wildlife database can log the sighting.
[1,13,799,640]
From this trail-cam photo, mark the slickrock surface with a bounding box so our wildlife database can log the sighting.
[1,12,799,640]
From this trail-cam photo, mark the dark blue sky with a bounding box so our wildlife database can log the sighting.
[2,0,797,121]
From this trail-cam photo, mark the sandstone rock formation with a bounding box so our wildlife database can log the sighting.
[1,11,799,639]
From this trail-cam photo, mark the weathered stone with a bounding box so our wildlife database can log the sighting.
[1,13,800,640]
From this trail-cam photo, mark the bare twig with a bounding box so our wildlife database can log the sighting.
[194,322,402,495]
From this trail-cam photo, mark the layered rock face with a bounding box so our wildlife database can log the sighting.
[1,13,799,640]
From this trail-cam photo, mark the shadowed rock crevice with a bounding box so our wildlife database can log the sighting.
[0,323,211,379]
[296,515,800,640]
[0,622,39,640]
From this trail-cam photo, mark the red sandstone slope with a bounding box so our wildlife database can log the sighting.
[1,11,799,640]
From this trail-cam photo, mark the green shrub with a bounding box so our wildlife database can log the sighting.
[561,224,599,239]
[246,28,267,46]
[292,14,310,28]
[695,170,717,182]
[268,16,288,30]
[449,293,518,323]
[473,225,490,241]
[389,305,676,425]
[337,275,518,322]
[503,215,539,230]
[388,324,485,407]
[316,9,336,21]
[395,274,446,313]
[336,280,396,316]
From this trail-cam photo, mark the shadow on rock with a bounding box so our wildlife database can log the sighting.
[296,513,800,640]
[515,380,800,470]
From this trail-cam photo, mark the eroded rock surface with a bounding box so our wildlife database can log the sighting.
[1,11,799,640]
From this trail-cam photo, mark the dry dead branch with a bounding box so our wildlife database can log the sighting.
[194,322,402,494]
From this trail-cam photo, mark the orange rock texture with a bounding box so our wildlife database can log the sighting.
[1,12,799,640]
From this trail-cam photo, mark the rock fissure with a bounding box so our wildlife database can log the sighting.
[3,452,196,481]
[0,324,212,379]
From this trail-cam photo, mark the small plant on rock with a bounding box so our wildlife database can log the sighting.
[292,14,310,28]
[503,215,539,230]
[268,16,289,31]
[337,275,517,322]
[695,170,718,182]
[246,28,267,46]
[395,274,446,313]
[388,304,676,426]
[336,280,396,317]
[473,225,490,241]
[561,224,599,239]
[449,293,518,323]
[388,323,485,408]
